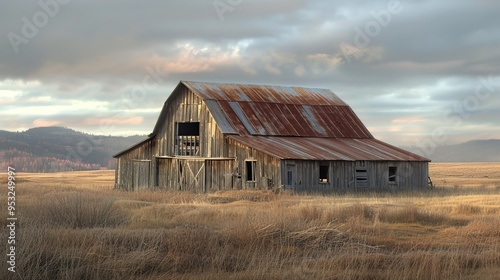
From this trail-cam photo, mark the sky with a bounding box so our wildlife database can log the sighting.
[1,0,500,147]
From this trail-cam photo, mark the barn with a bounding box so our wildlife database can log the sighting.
[113,81,430,192]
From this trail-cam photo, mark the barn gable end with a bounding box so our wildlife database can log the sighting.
[114,81,430,192]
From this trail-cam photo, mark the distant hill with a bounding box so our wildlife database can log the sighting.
[0,127,147,172]
[402,139,500,162]
[1,127,498,172]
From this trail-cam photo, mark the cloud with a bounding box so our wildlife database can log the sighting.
[0,0,499,144]
[33,119,61,127]
[391,117,425,124]
[83,116,144,126]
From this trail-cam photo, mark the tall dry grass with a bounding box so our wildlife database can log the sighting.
[1,167,499,279]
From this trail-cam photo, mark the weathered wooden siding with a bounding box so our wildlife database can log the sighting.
[370,161,428,190]
[156,87,227,158]
[152,87,232,192]
[282,160,356,192]
[205,159,234,192]
[117,138,428,192]
[281,160,428,192]
[117,86,231,192]
[228,139,281,190]
[133,160,150,190]
[155,157,235,193]
[115,138,155,191]
[357,161,428,190]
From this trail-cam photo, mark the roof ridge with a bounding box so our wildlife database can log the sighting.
[181,80,331,91]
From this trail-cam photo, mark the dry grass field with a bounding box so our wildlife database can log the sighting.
[429,162,500,188]
[1,163,499,279]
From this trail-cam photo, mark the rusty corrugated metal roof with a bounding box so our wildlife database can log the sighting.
[141,81,427,162]
[182,81,373,138]
[228,136,430,161]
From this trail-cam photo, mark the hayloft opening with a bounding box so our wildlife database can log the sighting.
[176,122,200,156]
[178,122,199,136]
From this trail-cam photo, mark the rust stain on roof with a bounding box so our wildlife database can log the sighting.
[182,81,372,138]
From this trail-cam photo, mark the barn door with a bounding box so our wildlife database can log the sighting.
[179,160,205,192]
[156,158,173,189]
[355,161,368,188]
[133,160,150,190]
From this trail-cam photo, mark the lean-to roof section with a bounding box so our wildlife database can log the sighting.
[228,136,430,161]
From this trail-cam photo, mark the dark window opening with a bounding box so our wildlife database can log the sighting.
[286,164,294,186]
[389,166,397,182]
[246,161,256,182]
[155,159,160,187]
[287,170,293,185]
[319,164,329,183]
[176,122,200,156]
